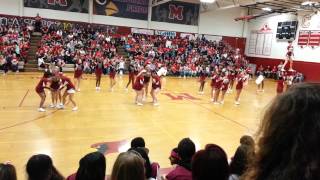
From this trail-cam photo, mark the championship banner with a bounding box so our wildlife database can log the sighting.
[155,30,176,37]
[151,1,199,26]
[24,0,89,13]
[93,0,149,20]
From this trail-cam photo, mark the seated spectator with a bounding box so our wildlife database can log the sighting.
[169,148,180,166]
[110,151,145,180]
[11,53,19,72]
[192,144,229,180]
[26,154,64,180]
[0,162,17,180]
[165,138,195,180]
[244,83,320,180]
[229,136,255,180]
[131,137,146,149]
[129,147,157,180]
[0,55,8,74]
[67,152,106,180]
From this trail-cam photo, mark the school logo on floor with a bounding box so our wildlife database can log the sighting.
[162,93,201,101]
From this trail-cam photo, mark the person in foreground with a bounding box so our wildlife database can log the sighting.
[111,151,145,180]
[67,152,106,180]
[26,154,64,180]
[243,83,320,180]
[0,162,17,180]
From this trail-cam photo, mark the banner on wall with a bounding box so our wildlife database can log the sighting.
[93,0,148,20]
[131,28,154,35]
[298,30,320,48]
[180,33,197,40]
[151,1,199,26]
[155,30,176,37]
[24,0,89,13]
[0,14,125,34]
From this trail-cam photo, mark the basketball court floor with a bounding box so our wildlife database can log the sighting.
[0,73,275,179]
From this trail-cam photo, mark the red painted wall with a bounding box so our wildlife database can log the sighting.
[222,36,246,55]
[247,56,320,82]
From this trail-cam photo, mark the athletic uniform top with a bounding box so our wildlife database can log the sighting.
[286,45,294,57]
[214,76,224,89]
[95,62,103,75]
[50,79,61,91]
[35,78,49,93]
[133,75,144,91]
[61,76,75,90]
[236,75,247,90]
[277,79,284,93]
[221,78,230,91]
[211,74,218,87]
[152,75,161,89]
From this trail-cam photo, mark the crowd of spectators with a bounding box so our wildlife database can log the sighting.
[0,25,31,74]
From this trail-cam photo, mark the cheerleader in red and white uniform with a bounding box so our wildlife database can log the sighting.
[235,71,248,105]
[143,65,152,100]
[220,72,230,104]
[228,68,236,93]
[133,70,146,106]
[198,67,207,94]
[60,75,78,111]
[49,75,61,108]
[126,61,137,90]
[109,61,116,92]
[74,59,83,92]
[213,73,223,104]
[151,71,161,106]
[35,77,50,112]
[276,76,285,95]
[210,71,217,102]
[95,59,103,91]
[282,41,294,71]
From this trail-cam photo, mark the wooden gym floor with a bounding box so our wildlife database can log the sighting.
[0,73,276,179]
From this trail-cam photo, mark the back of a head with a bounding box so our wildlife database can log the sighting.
[178,138,196,161]
[130,137,145,148]
[230,145,252,176]
[111,151,145,180]
[240,135,255,148]
[245,83,320,180]
[0,163,17,180]
[26,154,63,180]
[76,152,106,180]
[192,144,229,180]
[128,148,152,179]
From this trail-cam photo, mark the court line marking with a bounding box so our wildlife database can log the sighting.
[0,110,59,132]
[18,89,29,107]
[167,91,253,132]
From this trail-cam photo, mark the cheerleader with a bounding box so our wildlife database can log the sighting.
[210,71,217,102]
[256,71,265,92]
[143,65,152,100]
[220,72,230,104]
[60,75,78,111]
[235,71,248,105]
[282,41,294,71]
[276,76,285,95]
[95,59,103,91]
[126,61,136,91]
[228,68,236,93]
[35,77,49,112]
[109,61,117,92]
[74,59,83,92]
[49,76,61,108]
[198,67,206,94]
[213,73,223,104]
[133,70,146,106]
[151,71,161,106]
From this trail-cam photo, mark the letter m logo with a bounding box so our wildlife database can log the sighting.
[168,4,184,21]
[48,0,67,6]
[163,93,201,101]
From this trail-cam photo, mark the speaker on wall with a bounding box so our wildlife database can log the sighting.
[276,21,298,41]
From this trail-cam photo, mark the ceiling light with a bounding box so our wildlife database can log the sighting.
[262,7,272,11]
[200,0,216,3]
